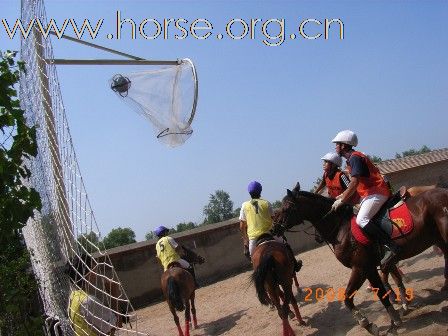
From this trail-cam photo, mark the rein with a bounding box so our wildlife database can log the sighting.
[280,199,345,255]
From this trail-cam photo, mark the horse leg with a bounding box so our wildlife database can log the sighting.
[289,288,305,326]
[380,269,397,303]
[292,273,301,293]
[435,208,448,290]
[344,267,380,336]
[436,243,448,291]
[170,305,184,336]
[184,299,191,336]
[190,291,198,329]
[267,285,295,336]
[366,267,402,334]
[389,265,408,311]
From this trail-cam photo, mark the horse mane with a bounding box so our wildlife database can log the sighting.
[296,190,334,205]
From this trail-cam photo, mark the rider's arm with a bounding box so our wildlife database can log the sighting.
[240,220,249,246]
[340,176,359,203]
[314,174,326,194]
[168,236,184,255]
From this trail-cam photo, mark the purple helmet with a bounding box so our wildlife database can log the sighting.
[154,225,169,237]
[248,181,262,194]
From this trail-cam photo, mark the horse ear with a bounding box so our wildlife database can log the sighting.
[293,182,301,192]
[287,189,293,197]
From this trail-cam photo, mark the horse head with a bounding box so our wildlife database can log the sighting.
[182,245,206,265]
[274,182,341,241]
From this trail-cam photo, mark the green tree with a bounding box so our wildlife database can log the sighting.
[102,227,136,249]
[176,221,196,233]
[0,50,44,335]
[368,155,383,163]
[309,177,323,193]
[271,200,282,209]
[203,190,234,224]
[145,231,156,240]
[78,231,100,253]
[395,145,431,158]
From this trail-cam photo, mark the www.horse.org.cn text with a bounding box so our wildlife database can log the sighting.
[2,11,344,47]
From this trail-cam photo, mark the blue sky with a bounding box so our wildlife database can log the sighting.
[2,1,447,241]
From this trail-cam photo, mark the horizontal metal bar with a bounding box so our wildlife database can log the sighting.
[45,59,181,65]
[49,31,144,60]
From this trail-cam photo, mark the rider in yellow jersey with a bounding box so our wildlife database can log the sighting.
[66,254,119,335]
[155,226,199,287]
[239,181,302,272]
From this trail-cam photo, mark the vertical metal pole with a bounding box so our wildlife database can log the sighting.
[34,28,74,249]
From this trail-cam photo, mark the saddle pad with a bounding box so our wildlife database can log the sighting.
[389,202,414,238]
[351,202,414,245]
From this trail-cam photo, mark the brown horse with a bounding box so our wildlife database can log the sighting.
[275,182,448,335]
[251,241,305,336]
[161,249,205,336]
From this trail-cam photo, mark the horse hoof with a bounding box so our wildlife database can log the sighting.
[386,324,398,336]
[367,322,379,336]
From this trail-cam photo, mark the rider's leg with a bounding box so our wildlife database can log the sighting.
[357,194,401,269]
[274,236,302,272]
[179,259,199,288]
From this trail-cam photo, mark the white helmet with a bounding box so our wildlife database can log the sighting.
[321,152,342,167]
[332,130,358,147]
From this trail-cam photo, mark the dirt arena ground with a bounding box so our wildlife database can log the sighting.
[135,246,447,336]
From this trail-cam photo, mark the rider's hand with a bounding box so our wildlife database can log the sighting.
[331,198,344,211]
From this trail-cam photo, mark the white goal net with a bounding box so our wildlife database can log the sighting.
[19,0,147,334]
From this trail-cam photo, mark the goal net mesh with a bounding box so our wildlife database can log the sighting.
[110,59,197,148]
[19,0,148,334]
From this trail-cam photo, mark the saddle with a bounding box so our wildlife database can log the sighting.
[255,233,276,248]
[351,190,414,245]
[167,261,182,269]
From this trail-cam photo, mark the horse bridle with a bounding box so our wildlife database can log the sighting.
[277,199,342,254]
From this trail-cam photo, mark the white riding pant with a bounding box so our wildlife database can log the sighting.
[356,194,389,228]
[249,235,284,256]
[177,258,190,269]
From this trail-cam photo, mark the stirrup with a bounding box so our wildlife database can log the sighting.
[380,248,398,270]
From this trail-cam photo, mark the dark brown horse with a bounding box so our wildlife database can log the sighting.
[275,182,448,335]
[161,248,205,336]
[251,241,305,336]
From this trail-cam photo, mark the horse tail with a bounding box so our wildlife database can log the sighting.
[167,276,184,311]
[251,254,277,305]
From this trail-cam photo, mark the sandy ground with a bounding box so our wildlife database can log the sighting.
[133,245,447,336]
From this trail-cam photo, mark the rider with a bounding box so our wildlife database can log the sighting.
[66,254,120,336]
[314,152,360,205]
[330,130,400,269]
[154,226,199,287]
[239,181,302,272]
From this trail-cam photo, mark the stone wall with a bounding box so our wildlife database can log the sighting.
[105,218,319,308]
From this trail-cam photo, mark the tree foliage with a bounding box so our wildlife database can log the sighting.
[0,50,44,334]
[145,222,197,240]
[395,145,431,158]
[203,190,234,224]
[77,231,100,253]
[102,227,136,249]
[368,155,383,163]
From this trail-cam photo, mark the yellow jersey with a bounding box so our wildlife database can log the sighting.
[241,198,273,240]
[156,236,181,270]
[69,290,97,336]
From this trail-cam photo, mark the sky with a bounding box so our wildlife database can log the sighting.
[2,0,448,241]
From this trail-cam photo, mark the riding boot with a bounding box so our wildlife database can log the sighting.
[361,220,401,269]
[187,266,200,288]
[284,242,303,273]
